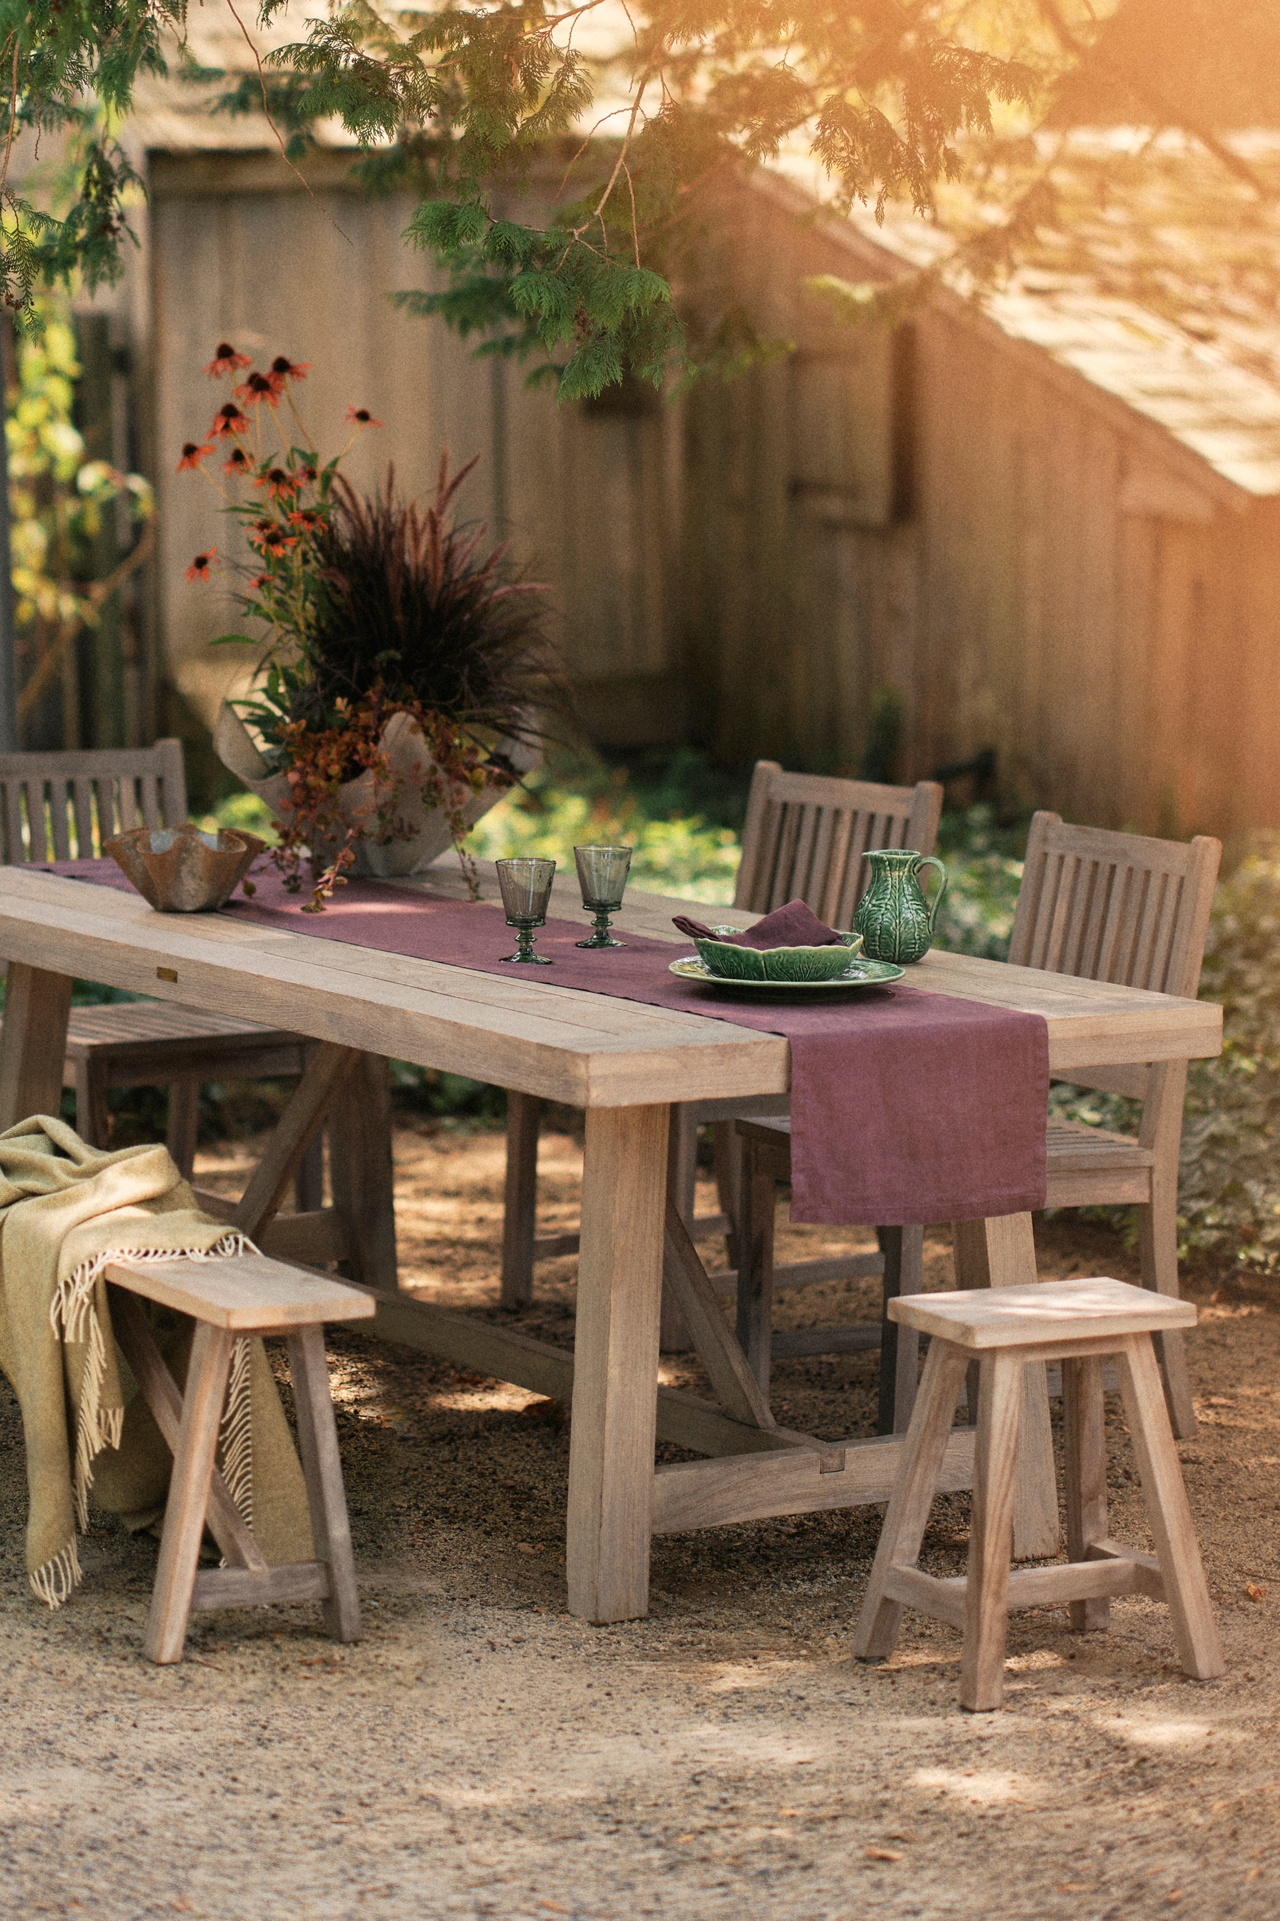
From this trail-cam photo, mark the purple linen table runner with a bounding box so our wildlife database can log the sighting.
[45,861,1048,1225]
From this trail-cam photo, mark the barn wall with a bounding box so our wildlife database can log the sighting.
[147,152,684,745]
[684,181,1280,841]
[145,154,1280,841]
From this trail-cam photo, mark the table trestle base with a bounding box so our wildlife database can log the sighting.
[354,1280,979,1542]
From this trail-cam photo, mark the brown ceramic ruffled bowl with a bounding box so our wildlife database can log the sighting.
[104,824,266,912]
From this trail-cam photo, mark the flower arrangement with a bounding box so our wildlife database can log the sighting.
[181,344,557,906]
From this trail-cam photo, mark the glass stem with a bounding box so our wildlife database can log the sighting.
[517,921,537,961]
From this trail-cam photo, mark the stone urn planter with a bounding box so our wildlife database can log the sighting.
[214,703,539,879]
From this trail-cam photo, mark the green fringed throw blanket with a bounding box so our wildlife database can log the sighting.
[0,1116,312,1605]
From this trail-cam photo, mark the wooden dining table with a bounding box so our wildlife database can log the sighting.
[0,860,1222,1625]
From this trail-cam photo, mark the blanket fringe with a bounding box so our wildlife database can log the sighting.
[30,1537,81,1610]
[219,1336,254,1528]
[48,1232,258,1543]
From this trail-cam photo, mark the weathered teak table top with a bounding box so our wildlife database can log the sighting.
[0,862,1222,1625]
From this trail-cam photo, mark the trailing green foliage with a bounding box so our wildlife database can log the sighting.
[0,3,186,324]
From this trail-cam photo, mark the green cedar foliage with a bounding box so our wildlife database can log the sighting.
[0,0,189,326]
[6,0,1049,385]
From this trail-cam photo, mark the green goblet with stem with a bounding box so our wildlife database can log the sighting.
[574,843,632,948]
[496,857,556,964]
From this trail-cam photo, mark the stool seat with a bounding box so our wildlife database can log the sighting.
[890,1276,1195,1348]
[855,1275,1222,1711]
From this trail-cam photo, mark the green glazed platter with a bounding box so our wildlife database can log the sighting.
[669,955,904,996]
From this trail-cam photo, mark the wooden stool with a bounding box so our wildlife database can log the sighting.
[104,1251,375,1665]
[854,1278,1223,1711]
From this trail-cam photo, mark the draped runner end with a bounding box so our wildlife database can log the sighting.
[49,860,1049,1227]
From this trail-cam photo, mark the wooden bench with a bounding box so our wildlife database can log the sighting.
[853,1277,1223,1711]
[105,1250,375,1665]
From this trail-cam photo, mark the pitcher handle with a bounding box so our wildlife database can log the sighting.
[913,855,948,934]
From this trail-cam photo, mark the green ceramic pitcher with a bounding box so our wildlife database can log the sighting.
[852,847,948,964]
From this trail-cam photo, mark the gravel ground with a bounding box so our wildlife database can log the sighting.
[0,1122,1276,1921]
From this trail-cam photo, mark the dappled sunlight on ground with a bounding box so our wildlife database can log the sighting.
[0,1119,1270,1917]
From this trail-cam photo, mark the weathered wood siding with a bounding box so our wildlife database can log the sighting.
[148,152,683,743]
[145,153,1280,841]
[683,179,1280,842]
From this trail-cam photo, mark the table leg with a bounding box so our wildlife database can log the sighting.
[0,964,72,1129]
[952,1213,1059,1560]
[567,1102,669,1624]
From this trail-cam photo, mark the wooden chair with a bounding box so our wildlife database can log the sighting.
[853,1277,1223,1711]
[735,1111,925,1430]
[1008,813,1221,1438]
[735,811,1221,1439]
[500,760,944,1341]
[106,1248,374,1663]
[0,743,321,1199]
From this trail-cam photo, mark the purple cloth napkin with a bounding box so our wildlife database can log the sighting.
[672,899,842,948]
[40,859,1048,1225]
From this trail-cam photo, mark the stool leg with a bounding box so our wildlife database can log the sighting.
[144,1322,235,1665]
[501,1092,541,1309]
[287,1324,362,1643]
[1114,1335,1224,1681]
[960,1353,1024,1712]
[854,1340,969,1661]
[953,1216,1059,1562]
[1063,1355,1110,1632]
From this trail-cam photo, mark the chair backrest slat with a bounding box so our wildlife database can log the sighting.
[0,742,190,865]
[47,777,74,860]
[733,761,944,923]
[69,776,97,856]
[1009,811,1222,1098]
[2,780,24,866]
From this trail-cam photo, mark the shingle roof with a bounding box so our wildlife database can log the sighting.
[793,129,1280,498]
